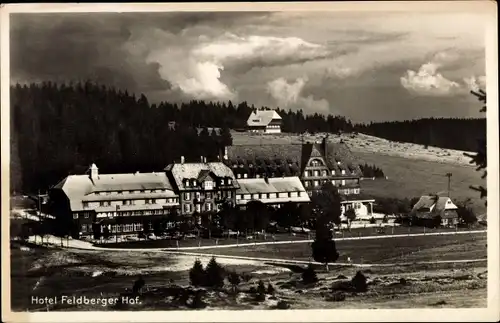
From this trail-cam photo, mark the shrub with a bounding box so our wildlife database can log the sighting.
[369,217,376,224]
[189,259,206,287]
[326,291,346,302]
[351,271,368,292]
[257,280,266,294]
[301,264,319,285]
[190,290,207,309]
[276,300,291,309]
[331,280,353,292]
[205,257,225,288]
[227,271,241,292]
[267,283,275,295]
[248,286,257,294]
[132,276,145,295]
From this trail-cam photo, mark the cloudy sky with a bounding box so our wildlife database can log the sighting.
[10,11,488,122]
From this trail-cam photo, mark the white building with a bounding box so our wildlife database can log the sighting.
[246,110,282,134]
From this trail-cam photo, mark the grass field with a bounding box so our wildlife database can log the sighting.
[356,151,486,215]
[10,231,487,311]
[191,232,487,264]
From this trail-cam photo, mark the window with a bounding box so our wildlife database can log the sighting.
[195,192,201,200]
[243,173,248,178]
[184,192,191,201]
[314,170,319,176]
[227,191,232,198]
[288,192,292,197]
[196,204,201,213]
[140,190,145,193]
[322,170,328,176]
[117,191,123,195]
[83,202,89,208]
[206,192,212,199]
[99,201,105,207]
[266,193,270,199]
[185,180,190,187]
[310,159,324,166]
[298,192,302,197]
[81,224,87,233]
[252,194,259,199]
[95,192,101,196]
[237,174,241,179]
[73,213,78,219]
[304,181,310,187]
[236,195,241,200]
[304,171,310,177]
[184,204,191,213]
[341,169,346,175]
[331,170,336,175]
[204,181,213,190]
[332,180,336,185]
[145,199,150,204]
[341,180,346,186]
[193,180,197,187]
[206,203,212,212]
[84,213,89,219]
[228,179,232,185]
[313,180,319,187]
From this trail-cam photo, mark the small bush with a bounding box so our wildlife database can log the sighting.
[257,280,266,295]
[248,286,257,294]
[301,264,319,285]
[190,291,207,309]
[255,292,266,302]
[326,291,346,302]
[276,300,290,309]
[331,280,353,292]
[189,259,205,287]
[267,283,275,295]
[351,271,368,293]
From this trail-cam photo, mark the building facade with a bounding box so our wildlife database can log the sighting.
[235,176,310,208]
[224,137,374,217]
[246,110,282,134]
[49,164,180,237]
[164,158,239,219]
[410,195,459,226]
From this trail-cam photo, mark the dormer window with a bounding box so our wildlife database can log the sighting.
[237,174,241,179]
[228,179,232,185]
[331,170,335,175]
[185,180,190,187]
[243,173,248,179]
[341,170,346,175]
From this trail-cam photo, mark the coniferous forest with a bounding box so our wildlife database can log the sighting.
[10,82,486,194]
[354,118,486,152]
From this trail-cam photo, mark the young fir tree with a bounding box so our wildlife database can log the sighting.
[311,215,339,271]
[189,259,206,287]
[301,263,319,285]
[464,89,487,205]
[227,271,241,293]
[204,257,225,288]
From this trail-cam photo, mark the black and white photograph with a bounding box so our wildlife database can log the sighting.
[1,2,498,322]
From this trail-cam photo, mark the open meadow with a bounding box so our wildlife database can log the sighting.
[10,231,487,311]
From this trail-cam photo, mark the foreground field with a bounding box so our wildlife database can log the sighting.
[188,232,487,264]
[10,232,487,311]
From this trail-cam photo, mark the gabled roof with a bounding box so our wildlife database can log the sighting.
[247,110,282,127]
[411,195,458,218]
[165,162,238,191]
[237,177,307,194]
[225,140,361,177]
[53,172,176,212]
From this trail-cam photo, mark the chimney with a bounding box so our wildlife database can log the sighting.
[200,156,204,163]
[181,156,185,164]
[89,163,98,181]
[322,135,328,159]
[204,157,207,163]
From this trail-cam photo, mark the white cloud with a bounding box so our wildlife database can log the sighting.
[125,29,328,101]
[400,62,461,96]
[267,77,329,114]
[463,75,486,92]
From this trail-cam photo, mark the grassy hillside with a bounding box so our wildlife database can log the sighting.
[231,131,486,215]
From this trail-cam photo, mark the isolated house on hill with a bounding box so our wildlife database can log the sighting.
[410,195,459,226]
[246,109,282,134]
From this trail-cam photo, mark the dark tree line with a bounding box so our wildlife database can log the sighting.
[359,163,385,178]
[275,108,354,134]
[10,82,233,194]
[355,117,485,152]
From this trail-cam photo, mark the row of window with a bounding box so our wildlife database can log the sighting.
[339,188,360,195]
[94,189,168,196]
[183,178,233,188]
[83,197,179,209]
[236,191,303,200]
[304,169,348,177]
[183,191,232,201]
[75,208,172,219]
[183,202,217,213]
[266,125,281,128]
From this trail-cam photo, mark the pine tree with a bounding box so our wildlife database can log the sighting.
[301,264,319,284]
[311,216,339,271]
[189,259,206,287]
[227,271,241,293]
[464,89,487,204]
[205,257,225,288]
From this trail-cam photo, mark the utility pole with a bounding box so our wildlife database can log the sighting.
[446,173,452,197]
